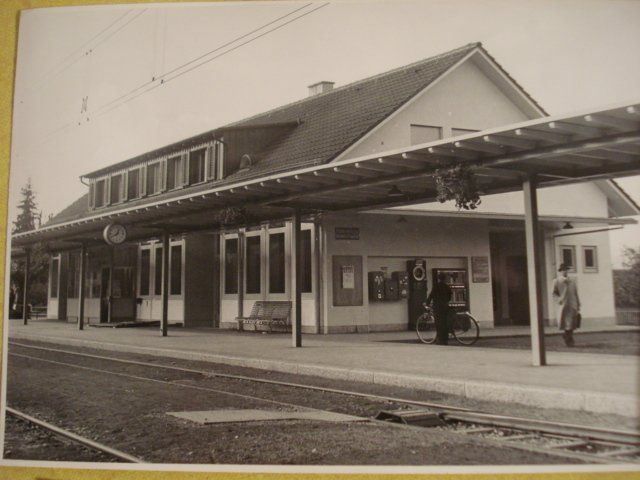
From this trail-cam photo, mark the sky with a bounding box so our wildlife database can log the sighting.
[9,0,640,267]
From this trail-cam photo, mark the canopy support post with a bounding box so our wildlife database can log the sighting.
[77,243,86,331]
[22,248,31,326]
[237,228,245,319]
[523,174,547,366]
[161,231,170,337]
[292,210,302,347]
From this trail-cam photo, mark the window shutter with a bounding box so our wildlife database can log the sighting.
[206,145,215,180]
[119,174,126,201]
[219,142,225,179]
[123,172,129,201]
[161,160,167,192]
[89,182,95,210]
[182,153,189,186]
[141,165,147,197]
[105,177,111,205]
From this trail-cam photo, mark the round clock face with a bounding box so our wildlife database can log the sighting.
[103,224,127,245]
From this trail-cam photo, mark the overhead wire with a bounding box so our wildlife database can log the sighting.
[95,2,312,113]
[22,9,135,95]
[96,2,329,118]
[19,3,329,154]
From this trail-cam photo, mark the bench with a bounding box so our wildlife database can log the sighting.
[236,301,292,333]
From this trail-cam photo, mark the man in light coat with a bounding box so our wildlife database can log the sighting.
[552,263,581,347]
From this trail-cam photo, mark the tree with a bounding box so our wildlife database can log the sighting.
[613,246,640,308]
[10,180,50,308]
[13,179,40,234]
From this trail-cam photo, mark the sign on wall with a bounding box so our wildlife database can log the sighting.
[335,227,359,240]
[471,256,490,283]
[332,255,363,306]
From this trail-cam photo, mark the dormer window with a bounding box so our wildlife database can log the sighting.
[110,173,124,204]
[188,148,206,185]
[94,179,106,208]
[146,162,163,196]
[167,155,184,190]
[128,168,141,200]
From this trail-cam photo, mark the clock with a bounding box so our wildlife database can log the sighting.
[103,223,127,245]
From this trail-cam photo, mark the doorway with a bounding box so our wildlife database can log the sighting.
[100,267,110,323]
[490,231,530,326]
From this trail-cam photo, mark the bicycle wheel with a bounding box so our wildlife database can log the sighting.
[416,313,437,344]
[452,312,479,345]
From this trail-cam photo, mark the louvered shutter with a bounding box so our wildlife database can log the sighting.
[89,182,95,210]
[182,153,189,186]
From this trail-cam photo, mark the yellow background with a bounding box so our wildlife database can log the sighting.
[0,1,638,479]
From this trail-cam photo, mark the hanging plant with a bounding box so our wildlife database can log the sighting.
[434,164,481,210]
[215,206,248,226]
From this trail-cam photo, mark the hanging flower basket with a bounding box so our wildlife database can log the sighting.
[215,206,248,226]
[434,164,481,210]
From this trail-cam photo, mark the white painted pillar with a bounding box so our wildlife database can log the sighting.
[523,175,547,366]
[161,231,169,337]
[291,211,302,347]
[77,244,87,331]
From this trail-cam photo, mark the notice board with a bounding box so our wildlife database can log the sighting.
[332,255,363,306]
[471,256,490,283]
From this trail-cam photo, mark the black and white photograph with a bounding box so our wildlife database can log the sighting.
[2,0,640,475]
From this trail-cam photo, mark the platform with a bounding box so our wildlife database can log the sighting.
[6,319,639,418]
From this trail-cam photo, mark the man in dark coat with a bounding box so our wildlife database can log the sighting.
[427,273,452,345]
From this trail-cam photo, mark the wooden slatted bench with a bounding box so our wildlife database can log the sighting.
[236,301,292,333]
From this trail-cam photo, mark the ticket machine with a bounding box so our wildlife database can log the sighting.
[407,259,428,329]
[368,271,385,301]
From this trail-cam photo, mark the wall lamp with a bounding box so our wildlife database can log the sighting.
[562,222,574,230]
[387,185,404,198]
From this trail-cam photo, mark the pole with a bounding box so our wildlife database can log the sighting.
[237,228,245,319]
[77,243,87,331]
[161,231,170,337]
[108,247,114,323]
[523,174,546,366]
[292,211,302,347]
[22,248,30,325]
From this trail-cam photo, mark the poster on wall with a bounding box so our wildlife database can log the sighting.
[471,256,490,283]
[341,265,355,289]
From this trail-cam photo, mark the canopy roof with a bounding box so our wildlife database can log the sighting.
[12,101,640,249]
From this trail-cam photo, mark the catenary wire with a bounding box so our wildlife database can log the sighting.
[95,3,329,118]
[22,9,137,96]
[95,2,313,113]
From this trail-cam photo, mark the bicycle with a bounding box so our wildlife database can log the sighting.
[416,303,480,345]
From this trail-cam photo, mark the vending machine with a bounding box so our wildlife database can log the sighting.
[407,259,428,329]
[432,268,469,312]
[368,271,385,301]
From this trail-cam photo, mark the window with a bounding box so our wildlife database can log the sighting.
[170,245,182,295]
[300,229,312,293]
[269,233,286,294]
[410,124,442,145]
[128,169,141,200]
[67,254,79,298]
[452,127,479,137]
[90,270,101,298]
[112,267,134,298]
[94,179,106,208]
[50,257,60,298]
[224,238,238,294]
[189,148,206,185]
[110,174,124,204]
[583,246,598,273]
[166,156,183,190]
[245,235,261,294]
[146,163,163,195]
[560,245,576,273]
[154,247,163,296]
[140,249,150,296]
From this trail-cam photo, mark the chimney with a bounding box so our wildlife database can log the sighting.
[308,81,334,97]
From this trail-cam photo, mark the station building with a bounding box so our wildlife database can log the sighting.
[15,43,639,334]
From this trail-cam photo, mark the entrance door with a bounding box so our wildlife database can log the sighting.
[506,256,530,325]
[100,267,111,323]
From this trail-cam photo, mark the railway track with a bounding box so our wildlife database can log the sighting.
[5,407,144,463]
[7,341,640,464]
